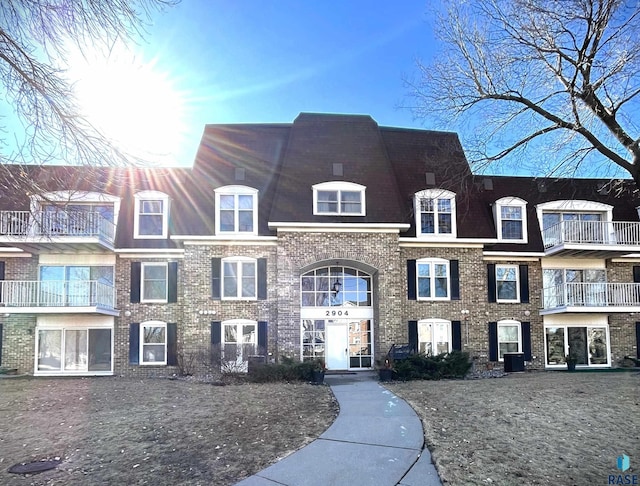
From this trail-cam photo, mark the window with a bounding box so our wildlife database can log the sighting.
[214,186,258,235]
[38,265,115,307]
[543,212,603,244]
[414,189,456,237]
[34,191,120,239]
[496,265,519,302]
[417,259,450,300]
[487,263,529,304]
[142,263,168,302]
[41,202,115,236]
[222,258,257,299]
[313,182,366,216]
[495,197,527,242]
[140,321,167,365]
[36,324,112,375]
[222,320,257,370]
[545,324,609,367]
[536,200,612,248]
[497,321,521,361]
[130,262,177,304]
[301,266,372,307]
[418,319,452,355]
[542,268,606,308]
[134,191,170,238]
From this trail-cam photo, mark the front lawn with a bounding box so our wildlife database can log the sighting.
[0,377,337,485]
[388,371,640,485]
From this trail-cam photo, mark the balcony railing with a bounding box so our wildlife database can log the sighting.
[0,280,116,310]
[542,220,640,249]
[541,282,640,310]
[0,210,115,244]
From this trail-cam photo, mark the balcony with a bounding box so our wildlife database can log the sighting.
[0,210,116,253]
[542,220,640,257]
[541,282,640,315]
[0,280,118,316]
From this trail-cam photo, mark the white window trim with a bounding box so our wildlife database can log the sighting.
[414,189,457,239]
[497,319,522,362]
[141,262,168,303]
[134,191,170,239]
[140,320,167,366]
[495,264,520,303]
[312,181,366,216]
[417,318,452,355]
[214,185,259,236]
[221,257,258,300]
[416,258,451,301]
[494,196,527,243]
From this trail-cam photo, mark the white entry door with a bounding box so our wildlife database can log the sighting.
[325,320,349,370]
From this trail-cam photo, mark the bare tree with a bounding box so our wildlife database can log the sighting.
[0,1,176,201]
[407,0,640,185]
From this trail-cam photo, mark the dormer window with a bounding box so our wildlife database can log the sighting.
[313,182,365,216]
[414,189,457,237]
[134,191,170,239]
[495,197,527,243]
[215,185,259,235]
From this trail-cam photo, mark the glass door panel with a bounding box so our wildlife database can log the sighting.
[40,266,65,306]
[568,327,588,364]
[67,267,91,306]
[588,328,608,365]
[88,329,112,371]
[64,330,88,370]
[38,330,62,371]
[348,320,372,368]
[545,327,565,365]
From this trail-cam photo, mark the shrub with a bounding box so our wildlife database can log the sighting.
[247,358,319,383]
[394,351,472,381]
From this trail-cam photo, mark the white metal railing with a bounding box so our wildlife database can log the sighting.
[541,282,640,309]
[542,220,640,249]
[0,210,115,244]
[0,280,116,310]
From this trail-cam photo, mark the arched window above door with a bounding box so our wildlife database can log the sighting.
[301,266,372,307]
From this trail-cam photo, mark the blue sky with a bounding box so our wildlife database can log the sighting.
[136,0,437,166]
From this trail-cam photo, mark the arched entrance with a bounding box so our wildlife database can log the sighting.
[300,265,374,370]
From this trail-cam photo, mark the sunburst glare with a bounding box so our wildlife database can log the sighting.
[67,43,190,166]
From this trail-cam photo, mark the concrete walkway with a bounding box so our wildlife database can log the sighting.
[235,372,443,486]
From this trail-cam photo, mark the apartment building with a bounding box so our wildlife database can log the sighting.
[0,113,638,376]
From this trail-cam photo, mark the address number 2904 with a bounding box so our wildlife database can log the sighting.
[325,310,348,316]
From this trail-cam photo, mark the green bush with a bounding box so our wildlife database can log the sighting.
[247,358,319,383]
[393,351,472,381]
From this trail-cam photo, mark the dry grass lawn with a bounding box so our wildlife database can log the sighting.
[1,372,638,486]
[388,371,640,485]
[0,377,338,485]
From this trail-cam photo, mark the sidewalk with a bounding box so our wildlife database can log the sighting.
[235,372,443,486]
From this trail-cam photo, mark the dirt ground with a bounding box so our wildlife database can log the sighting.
[388,371,640,485]
[0,377,338,485]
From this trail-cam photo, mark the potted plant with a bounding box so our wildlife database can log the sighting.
[565,352,578,372]
[311,359,326,384]
[378,357,394,382]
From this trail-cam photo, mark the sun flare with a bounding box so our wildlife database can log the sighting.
[68,45,189,165]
